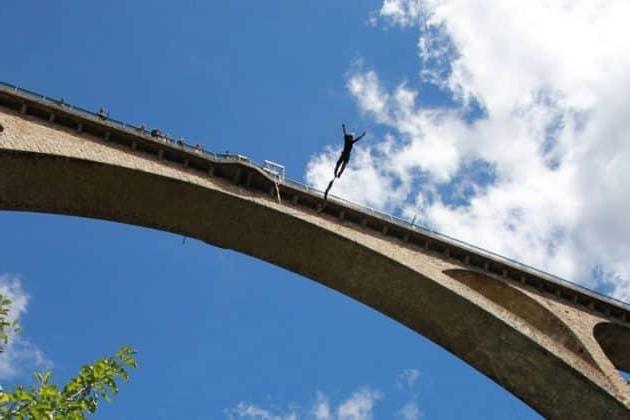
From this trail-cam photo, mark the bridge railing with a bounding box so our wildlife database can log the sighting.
[2,80,628,309]
[313,180,629,307]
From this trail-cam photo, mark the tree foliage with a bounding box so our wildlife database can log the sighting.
[0,294,137,419]
[0,295,20,349]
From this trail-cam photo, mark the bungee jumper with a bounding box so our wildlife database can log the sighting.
[324,123,366,201]
[335,124,365,178]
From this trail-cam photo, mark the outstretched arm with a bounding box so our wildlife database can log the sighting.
[342,123,347,136]
[353,131,366,143]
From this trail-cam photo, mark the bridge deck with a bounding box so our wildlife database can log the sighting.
[1,81,628,326]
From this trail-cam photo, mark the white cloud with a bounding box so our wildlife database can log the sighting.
[225,388,381,420]
[225,370,424,420]
[397,369,420,392]
[380,0,424,27]
[0,274,51,381]
[399,401,421,420]
[225,401,297,420]
[396,369,421,420]
[336,388,381,420]
[305,0,630,302]
[312,392,333,420]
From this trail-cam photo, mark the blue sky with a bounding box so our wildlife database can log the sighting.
[3,1,630,418]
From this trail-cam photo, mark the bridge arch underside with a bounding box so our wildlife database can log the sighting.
[1,149,629,418]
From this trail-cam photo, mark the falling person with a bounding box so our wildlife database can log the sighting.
[324,124,366,201]
[334,124,365,178]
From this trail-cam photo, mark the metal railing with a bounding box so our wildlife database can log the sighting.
[2,80,628,309]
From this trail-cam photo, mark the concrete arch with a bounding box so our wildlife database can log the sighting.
[443,269,596,366]
[1,108,629,418]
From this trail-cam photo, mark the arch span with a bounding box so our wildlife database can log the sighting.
[443,269,596,365]
[1,108,629,418]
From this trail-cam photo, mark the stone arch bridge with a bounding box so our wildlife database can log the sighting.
[0,83,629,418]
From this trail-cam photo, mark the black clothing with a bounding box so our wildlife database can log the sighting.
[324,178,335,201]
[334,131,364,178]
[325,125,366,200]
[343,135,354,152]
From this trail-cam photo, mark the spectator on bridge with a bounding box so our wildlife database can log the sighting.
[97,107,109,120]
